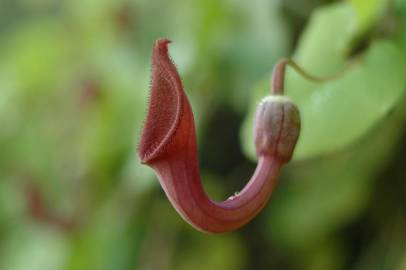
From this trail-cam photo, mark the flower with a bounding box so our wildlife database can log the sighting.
[138,38,300,233]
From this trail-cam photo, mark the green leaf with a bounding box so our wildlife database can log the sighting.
[241,3,406,160]
[348,0,388,33]
[292,41,405,159]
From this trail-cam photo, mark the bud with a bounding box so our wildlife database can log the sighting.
[254,95,300,163]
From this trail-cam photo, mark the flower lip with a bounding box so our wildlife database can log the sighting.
[138,38,184,164]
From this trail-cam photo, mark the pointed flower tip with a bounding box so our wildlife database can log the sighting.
[138,38,188,164]
[154,38,172,53]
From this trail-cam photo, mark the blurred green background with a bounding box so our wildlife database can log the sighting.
[1,0,406,269]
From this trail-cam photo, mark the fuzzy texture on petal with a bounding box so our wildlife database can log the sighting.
[138,39,186,163]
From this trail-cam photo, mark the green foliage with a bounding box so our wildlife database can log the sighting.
[266,100,405,249]
[241,2,406,160]
[349,0,387,32]
[0,0,406,270]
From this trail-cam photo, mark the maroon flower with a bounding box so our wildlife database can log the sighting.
[138,38,300,233]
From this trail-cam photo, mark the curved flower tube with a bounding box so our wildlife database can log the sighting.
[138,39,300,233]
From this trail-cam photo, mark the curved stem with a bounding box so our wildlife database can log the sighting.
[154,156,280,233]
[151,108,282,232]
[271,58,349,95]
[149,91,282,233]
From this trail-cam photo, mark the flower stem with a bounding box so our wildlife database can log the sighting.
[271,58,351,95]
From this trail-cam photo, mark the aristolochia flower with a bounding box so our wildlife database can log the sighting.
[138,39,300,233]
